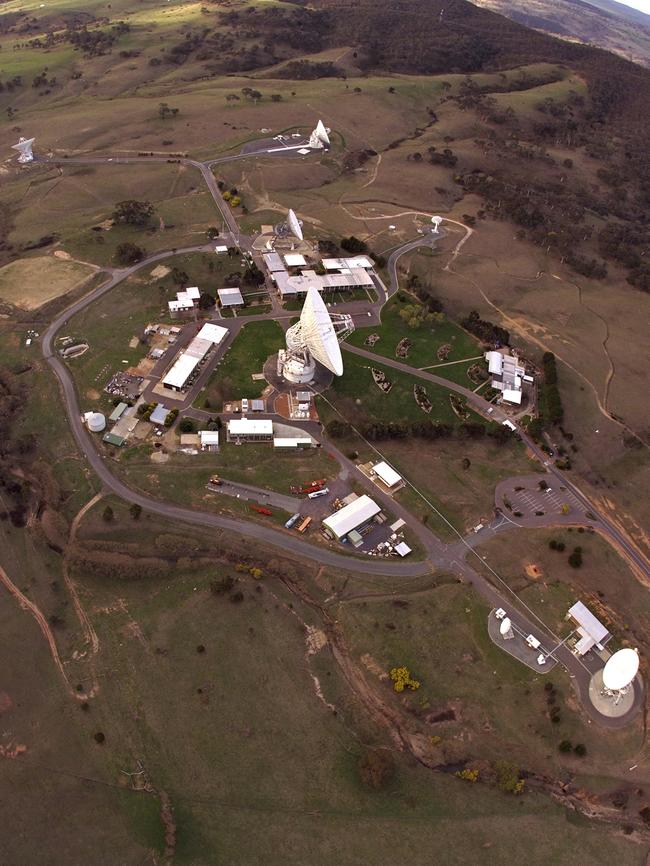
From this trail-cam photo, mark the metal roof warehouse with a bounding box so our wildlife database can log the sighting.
[162,323,228,391]
[323,495,381,540]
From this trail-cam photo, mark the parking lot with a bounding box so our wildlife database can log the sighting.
[496,475,586,523]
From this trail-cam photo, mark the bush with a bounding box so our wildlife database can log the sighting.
[574,743,587,757]
[558,739,572,753]
[358,749,395,789]
[178,417,196,434]
[114,242,144,265]
[129,503,142,520]
[102,505,114,523]
[568,548,583,568]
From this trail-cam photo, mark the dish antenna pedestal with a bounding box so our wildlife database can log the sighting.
[277,286,353,385]
[12,137,35,163]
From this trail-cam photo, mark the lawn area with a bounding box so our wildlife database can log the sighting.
[119,442,336,497]
[327,352,462,426]
[385,437,539,538]
[346,295,483,386]
[197,320,285,406]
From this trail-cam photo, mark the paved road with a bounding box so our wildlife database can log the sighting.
[37,141,646,725]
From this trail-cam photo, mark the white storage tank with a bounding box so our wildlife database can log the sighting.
[86,412,106,433]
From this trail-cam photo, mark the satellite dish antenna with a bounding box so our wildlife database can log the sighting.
[278,286,353,383]
[12,136,35,164]
[431,215,443,233]
[602,648,639,691]
[499,616,514,640]
[309,119,331,150]
[287,208,303,242]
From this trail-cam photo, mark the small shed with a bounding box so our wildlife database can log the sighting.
[150,404,170,426]
[109,402,128,422]
[199,430,220,451]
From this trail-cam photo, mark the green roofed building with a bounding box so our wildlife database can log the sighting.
[103,432,126,447]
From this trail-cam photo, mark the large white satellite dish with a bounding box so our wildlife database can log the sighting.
[296,286,343,375]
[309,119,331,150]
[602,648,639,691]
[279,286,353,384]
[287,208,303,242]
[12,136,35,163]
[499,617,512,636]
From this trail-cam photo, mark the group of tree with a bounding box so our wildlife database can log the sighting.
[460,310,509,347]
[539,352,563,427]
[112,200,154,227]
[398,303,443,329]
[326,418,513,445]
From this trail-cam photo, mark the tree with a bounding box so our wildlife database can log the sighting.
[568,547,583,568]
[358,749,395,789]
[573,743,587,757]
[129,503,142,520]
[170,267,189,286]
[206,226,219,240]
[399,304,435,329]
[179,417,196,433]
[558,739,572,753]
[389,666,420,693]
[198,292,215,310]
[114,242,144,265]
[326,420,352,439]
[159,102,179,120]
[561,503,570,514]
[270,93,283,102]
[102,505,114,523]
[112,200,154,227]
[340,235,368,254]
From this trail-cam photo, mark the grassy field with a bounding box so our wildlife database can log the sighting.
[197,320,285,406]
[334,581,644,784]
[325,352,463,426]
[118,441,335,497]
[346,294,483,387]
[0,256,97,309]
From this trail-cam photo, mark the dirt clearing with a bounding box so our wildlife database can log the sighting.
[0,256,95,309]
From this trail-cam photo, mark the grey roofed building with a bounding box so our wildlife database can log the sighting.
[251,399,265,412]
[218,286,244,307]
[150,403,170,426]
[262,252,287,273]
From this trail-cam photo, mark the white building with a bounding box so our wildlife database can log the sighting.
[321,256,373,271]
[273,436,313,449]
[323,494,381,540]
[218,287,244,308]
[162,323,228,392]
[372,461,404,491]
[168,286,201,318]
[284,253,307,268]
[199,430,220,451]
[226,418,273,442]
[274,267,374,298]
[485,350,527,405]
[567,601,610,656]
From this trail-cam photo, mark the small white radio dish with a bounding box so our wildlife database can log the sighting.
[602,648,639,691]
[287,208,303,242]
[431,215,443,233]
[499,617,512,635]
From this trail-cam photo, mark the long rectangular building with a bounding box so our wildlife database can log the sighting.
[162,323,228,392]
[323,494,381,540]
[226,418,273,442]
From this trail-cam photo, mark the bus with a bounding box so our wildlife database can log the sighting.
[307,487,329,499]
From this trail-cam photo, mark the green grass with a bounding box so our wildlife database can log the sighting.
[198,319,285,405]
[328,353,460,426]
[346,295,482,386]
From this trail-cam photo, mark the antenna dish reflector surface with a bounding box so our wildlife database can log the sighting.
[603,648,639,691]
[299,286,343,376]
[499,617,512,635]
[287,208,303,242]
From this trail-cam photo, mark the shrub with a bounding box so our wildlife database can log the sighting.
[568,548,583,568]
[358,748,395,788]
[574,743,587,757]
[102,505,114,523]
[389,666,420,693]
[558,739,572,753]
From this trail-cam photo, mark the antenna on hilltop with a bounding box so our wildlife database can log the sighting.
[12,136,35,164]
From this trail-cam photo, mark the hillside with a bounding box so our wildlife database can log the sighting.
[470,0,650,67]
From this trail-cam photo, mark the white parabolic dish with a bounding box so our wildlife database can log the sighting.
[287,208,303,242]
[299,286,343,376]
[499,617,512,636]
[602,648,639,691]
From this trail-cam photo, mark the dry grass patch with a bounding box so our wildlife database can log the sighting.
[0,256,95,309]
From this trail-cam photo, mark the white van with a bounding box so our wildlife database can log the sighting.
[308,487,330,499]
